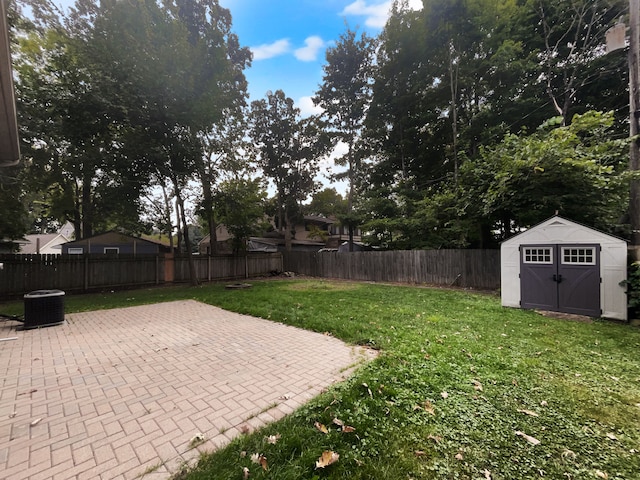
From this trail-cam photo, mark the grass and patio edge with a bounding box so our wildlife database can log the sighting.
[2,280,639,479]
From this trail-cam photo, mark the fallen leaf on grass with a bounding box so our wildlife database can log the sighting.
[561,449,576,462]
[242,466,250,479]
[266,434,281,445]
[315,450,339,469]
[455,452,464,461]
[332,418,344,427]
[484,469,492,479]
[441,391,449,399]
[540,400,548,407]
[471,379,483,391]
[314,422,328,434]
[423,401,436,415]
[428,434,442,443]
[414,450,426,457]
[342,425,356,433]
[595,470,608,479]
[517,409,539,417]
[250,454,268,471]
[515,431,540,445]
[362,383,373,398]
[606,432,618,441]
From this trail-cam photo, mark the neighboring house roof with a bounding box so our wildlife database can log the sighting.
[58,221,75,239]
[20,233,71,254]
[304,215,336,225]
[62,231,173,252]
[250,237,325,248]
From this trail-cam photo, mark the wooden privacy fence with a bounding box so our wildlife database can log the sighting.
[283,250,501,290]
[0,253,283,299]
[173,253,283,283]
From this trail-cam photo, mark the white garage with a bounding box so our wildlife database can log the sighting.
[501,216,628,320]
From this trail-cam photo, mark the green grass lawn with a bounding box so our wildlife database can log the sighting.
[2,279,639,479]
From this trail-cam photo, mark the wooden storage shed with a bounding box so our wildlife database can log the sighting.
[501,216,627,320]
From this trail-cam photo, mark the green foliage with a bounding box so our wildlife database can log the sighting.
[315,27,376,218]
[213,178,267,253]
[12,0,250,242]
[469,111,628,235]
[249,90,331,250]
[0,167,29,245]
[305,188,347,217]
[622,262,640,316]
[361,0,629,249]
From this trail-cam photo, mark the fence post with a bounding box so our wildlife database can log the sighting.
[84,255,89,291]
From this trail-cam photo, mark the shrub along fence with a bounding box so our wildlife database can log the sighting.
[0,253,283,299]
[283,250,501,290]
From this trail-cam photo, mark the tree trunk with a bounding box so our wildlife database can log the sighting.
[81,172,93,238]
[175,196,182,253]
[630,0,640,249]
[448,42,459,185]
[199,170,218,255]
[172,177,199,286]
[284,209,292,252]
[161,183,174,252]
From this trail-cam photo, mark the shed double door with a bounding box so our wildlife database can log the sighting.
[520,244,601,317]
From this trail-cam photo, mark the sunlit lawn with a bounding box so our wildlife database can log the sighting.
[2,279,639,479]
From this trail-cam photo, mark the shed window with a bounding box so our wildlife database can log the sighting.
[561,247,595,265]
[104,247,119,255]
[523,247,552,264]
[68,247,83,254]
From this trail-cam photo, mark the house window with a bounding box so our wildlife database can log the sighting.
[68,247,83,254]
[561,247,595,265]
[104,247,119,255]
[523,247,552,264]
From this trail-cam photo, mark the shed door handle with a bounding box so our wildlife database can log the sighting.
[552,274,563,283]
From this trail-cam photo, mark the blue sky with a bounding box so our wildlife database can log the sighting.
[219,0,423,115]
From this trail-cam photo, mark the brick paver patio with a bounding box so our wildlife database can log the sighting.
[0,300,376,480]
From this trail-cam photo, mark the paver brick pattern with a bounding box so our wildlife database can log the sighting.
[0,300,376,480]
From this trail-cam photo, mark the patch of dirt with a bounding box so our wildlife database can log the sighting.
[535,310,594,323]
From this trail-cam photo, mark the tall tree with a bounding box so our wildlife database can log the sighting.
[250,90,329,251]
[315,27,376,251]
[14,0,149,239]
[14,0,250,284]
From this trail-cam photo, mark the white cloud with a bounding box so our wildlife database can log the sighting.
[297,96,324,117]
[250,39,291,61]
[341,0,422,29]
[294,36,326,62]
